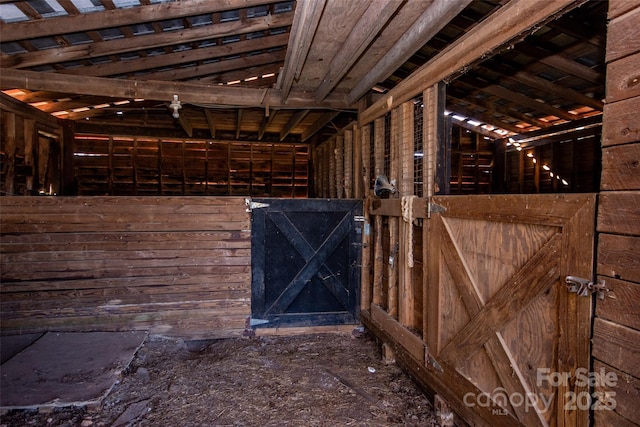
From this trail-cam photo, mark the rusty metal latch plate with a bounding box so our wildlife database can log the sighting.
[565,276,610,300]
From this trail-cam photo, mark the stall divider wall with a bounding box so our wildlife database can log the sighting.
[0,196,251,339]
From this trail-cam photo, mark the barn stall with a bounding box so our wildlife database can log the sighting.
[1,0,639,425]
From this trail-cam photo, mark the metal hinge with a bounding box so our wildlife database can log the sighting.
[565,276,610,300]
[245,198,270,212]
[354,215,365,222]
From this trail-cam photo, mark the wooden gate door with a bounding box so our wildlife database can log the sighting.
[426,194,595,426]
[251,198,362,327]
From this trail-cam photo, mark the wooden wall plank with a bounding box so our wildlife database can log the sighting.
[601,143,640,190]
[605,52,640,104]
[596,233,640,283]
[593,360,640,426]
[592,318,640,378]
[602,88,640,148]
[597,191,640,236]
[596,276,640,330]
[606,7,640,63]
[0,196,251,339]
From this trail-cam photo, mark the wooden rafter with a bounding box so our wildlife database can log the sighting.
[0,0,279,42]
[348,0,472,105]
[314,0,403,102]
[301,111,339,142]
[1,12,293,69]
[277,0,326,100]
[360,0,587,125]
[280,109,309,141]
[58,33,289,78]
[0,69,351,110]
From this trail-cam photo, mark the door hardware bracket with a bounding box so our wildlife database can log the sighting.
[565,276,610,300]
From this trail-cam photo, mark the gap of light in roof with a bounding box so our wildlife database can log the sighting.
[72,0,105,13]
[27,0,67,18]
[0,3,29,23]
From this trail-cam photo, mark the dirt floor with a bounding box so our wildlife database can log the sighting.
[1,330,439,427]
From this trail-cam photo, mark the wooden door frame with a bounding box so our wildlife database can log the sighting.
[361,193,596,426]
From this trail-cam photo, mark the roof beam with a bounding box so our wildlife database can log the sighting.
[0,69,352,110]
[301,111,339,142]
[348,0,472,105]
[360,0,586,125]
[0,0,281,42]
[1,12,293,69]
[58,33,289,77]
[277,0,326,101]
[204,109,216,139]
[140,51,285,82]
[314,0,403,102]
[280,109,309,141]
[235,109,243,139]
[258,109,277,140]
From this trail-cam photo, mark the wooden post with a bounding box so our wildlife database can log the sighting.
[422,83,439,342]
[398,101,415,328]
[344,129,353,198]
[336,135,344,198]
[372,117,385,307]
[388,107,399,319]
[352,123,362,199]
[2,112,16,195]
[329,138,337,198]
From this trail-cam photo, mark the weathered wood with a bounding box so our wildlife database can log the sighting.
[0,196,251,338]
[606,7,640,63]
[606,52,640,104]
[595,276,640,330]
[0,69,350,110]
[597,191,640,236]
[592,318,640,378]
[348,0,472,104]
[602,96,640,147]
[278,0,326,100]
[608,0,640,19]
[601,144,640,190]
[359,0,583,125]
[314,0,403,102]
[371,304,424,362]
[597,233,640,283]
[593,360,640,426]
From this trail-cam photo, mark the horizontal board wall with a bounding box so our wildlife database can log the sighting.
[74,134,309,198]
[593,3,640,426]
[0,196,251,339]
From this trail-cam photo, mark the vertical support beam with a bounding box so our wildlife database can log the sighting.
[133,137,138,195]
[388,107,400,319]
[353,123,363,199]
[344,129,353,198]
[422,83,440,342]
[61,120,75,195]
[372,117,385,308]
[336,135,344,198]
[24,119,35,194]
[329,138,337,198]
[2,112,16,195]
[157,138,163,195]
[399,101,415,328]
[205,140,210,195]
[360,123,371,198]
[434,82,449,195]
[181,140,186,195]
[108,136,114,195]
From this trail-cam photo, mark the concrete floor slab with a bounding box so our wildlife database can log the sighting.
[0,331,146,411]
[0,334,43,364]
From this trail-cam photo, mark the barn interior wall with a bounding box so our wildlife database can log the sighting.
[0,93,72,197]
[0,196,251,339]
[74,133,309,198]
[591,2,640,426]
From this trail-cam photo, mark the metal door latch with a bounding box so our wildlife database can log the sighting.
[565,276,610,299]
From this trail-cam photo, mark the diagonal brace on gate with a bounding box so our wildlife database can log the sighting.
[264,212,352,315]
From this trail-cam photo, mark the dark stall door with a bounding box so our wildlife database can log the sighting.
[250,199,363,328]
